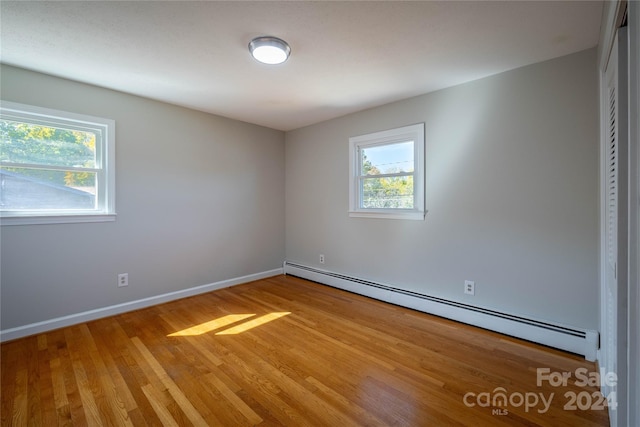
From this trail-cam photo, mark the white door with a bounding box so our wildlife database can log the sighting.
[602,27,628,427]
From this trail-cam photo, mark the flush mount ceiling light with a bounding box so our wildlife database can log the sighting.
[248,36,291,65]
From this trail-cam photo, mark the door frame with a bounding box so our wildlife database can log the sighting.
[598,1,639,426]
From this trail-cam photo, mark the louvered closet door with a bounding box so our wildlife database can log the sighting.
[603,36,619,402]
[602,26,629,426]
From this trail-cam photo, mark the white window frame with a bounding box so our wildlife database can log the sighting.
[349,123,425,220]
[0,101,116,225]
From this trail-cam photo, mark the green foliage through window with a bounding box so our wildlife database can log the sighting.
[0,119,97,188]
[360,149,414,209]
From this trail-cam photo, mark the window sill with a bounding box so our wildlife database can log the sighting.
[1,213,117,226]
[349,210,426,220]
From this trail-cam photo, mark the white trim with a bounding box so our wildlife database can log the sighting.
[348,210,426,220]
[0,100,112,129]
[284,262,598,361]
[1,213,117,226]
[598,1,627,70]
[627,2,640,425]
[0,268,283,342]
[349,123,425,220]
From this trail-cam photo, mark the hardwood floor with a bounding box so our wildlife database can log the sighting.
[1,275,609,426]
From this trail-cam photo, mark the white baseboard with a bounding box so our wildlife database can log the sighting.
[0,268,283,342]
[284,262,599,361]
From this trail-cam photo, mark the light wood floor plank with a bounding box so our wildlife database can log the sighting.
[11,369,28,427]
[66,325,112,426]
[140,384,179,427]
[1,274,609,426]
[304,375,389,427]
[203,372,263,425]
[89,320,140,412]
[130,336,210,426]
[56,337,88,426]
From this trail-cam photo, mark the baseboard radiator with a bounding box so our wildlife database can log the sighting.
[283,262,599,361]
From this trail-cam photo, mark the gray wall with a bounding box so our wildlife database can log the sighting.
[285,48,599,329]
[0,64,285,330]
[1,48,599,333]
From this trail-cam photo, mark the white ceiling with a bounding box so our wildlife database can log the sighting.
[1,1,603,131]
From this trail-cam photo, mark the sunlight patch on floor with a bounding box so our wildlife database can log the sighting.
[168,314,255,336]
[216,312,291,335]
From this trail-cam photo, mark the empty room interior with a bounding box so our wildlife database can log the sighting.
[1,1,638,426]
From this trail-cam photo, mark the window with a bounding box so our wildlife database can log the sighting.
[349,123,425,220]
[0,101,116,225]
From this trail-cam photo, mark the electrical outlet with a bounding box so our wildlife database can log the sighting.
[319,254,325,264]
[464,280,475,295]
[118,273,129,287]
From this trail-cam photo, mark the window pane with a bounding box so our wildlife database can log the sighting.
[361,175,414,208]
[361,141,413,175]
[0,119,97,168]
[0,167,96,210]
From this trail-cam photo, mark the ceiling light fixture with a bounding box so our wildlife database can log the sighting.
[248,36,291,65]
